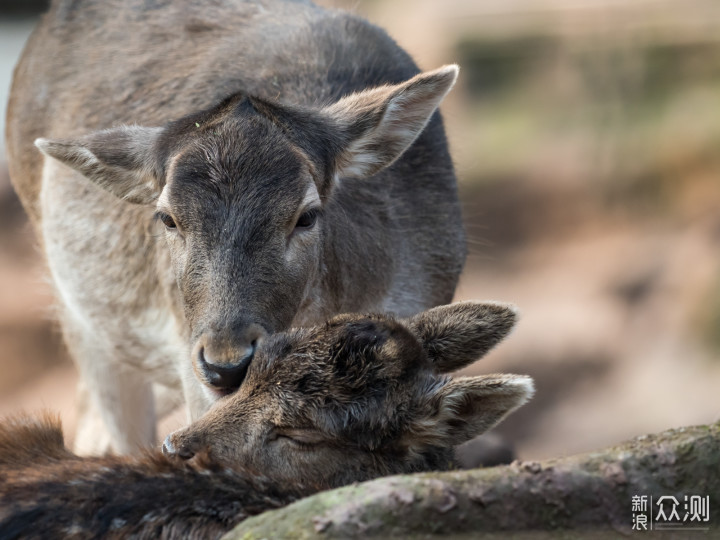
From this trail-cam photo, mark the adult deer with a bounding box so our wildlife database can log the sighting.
[0,302,533,539]
[6,0,466,453]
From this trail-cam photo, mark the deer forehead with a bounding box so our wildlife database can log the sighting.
[166,137,310,206]
[245,323,425,403]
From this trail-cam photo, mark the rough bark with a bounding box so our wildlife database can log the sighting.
[225,422,720,539]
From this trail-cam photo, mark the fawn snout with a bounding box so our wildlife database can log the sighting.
[162,432,198,460]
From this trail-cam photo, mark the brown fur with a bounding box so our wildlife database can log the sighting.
[0,302,533,539]
[6,0,466,454]
[0,418,307,540]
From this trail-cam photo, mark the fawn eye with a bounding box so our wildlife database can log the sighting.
[294,209,319,230]
[281,437,317,451]
[272,428,324,449]
[156,211,177,230]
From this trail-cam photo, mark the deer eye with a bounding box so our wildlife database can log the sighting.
[155,211,177,230]
[272,428,325,448]
[294,209,319,230]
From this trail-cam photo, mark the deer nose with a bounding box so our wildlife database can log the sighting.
[162,434,195,460]
[198,343,255,390]
[194,323,267,392]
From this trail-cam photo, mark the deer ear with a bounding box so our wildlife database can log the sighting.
[324,65,458,179]
[35,125,164,205]
[407,301,518,373]
[413,374,533,448]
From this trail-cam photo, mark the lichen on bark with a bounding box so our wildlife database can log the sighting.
[225,422,720,539]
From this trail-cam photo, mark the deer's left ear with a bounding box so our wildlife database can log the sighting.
[323,65,458,179]
[410,374,534,449]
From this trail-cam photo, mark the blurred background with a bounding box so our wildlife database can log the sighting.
[1,0,719,460]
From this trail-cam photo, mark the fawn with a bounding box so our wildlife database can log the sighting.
[0,302,532,538]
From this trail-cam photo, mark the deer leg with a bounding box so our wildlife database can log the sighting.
[73,379,114,455]
[70,342,156,455]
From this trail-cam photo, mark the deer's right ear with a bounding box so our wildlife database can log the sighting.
[35,125,164,205]
[407,301,518,373]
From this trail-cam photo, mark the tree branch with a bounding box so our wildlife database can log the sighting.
[225,422,719,538]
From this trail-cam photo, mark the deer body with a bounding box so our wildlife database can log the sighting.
[6,0,465,453]
[0,303,533,539]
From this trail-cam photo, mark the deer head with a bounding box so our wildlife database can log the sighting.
[35,66,460,399]
[164,301,533,487]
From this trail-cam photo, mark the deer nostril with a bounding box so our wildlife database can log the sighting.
[198,347,222,387]
[198,345,254,391]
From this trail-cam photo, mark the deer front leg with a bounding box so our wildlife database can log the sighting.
[74,379,113,455]
[70,341,156,455]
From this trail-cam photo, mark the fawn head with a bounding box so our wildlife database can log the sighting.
[163,301,533,488]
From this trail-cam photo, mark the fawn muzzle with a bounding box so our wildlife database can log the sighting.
[161,434,195,460]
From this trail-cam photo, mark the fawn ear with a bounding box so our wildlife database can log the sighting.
[324,65,458,179]
[35,125,164,205]
[407,301,518,373]
[413,374,533,448]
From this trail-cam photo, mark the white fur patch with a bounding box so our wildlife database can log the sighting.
[40,158,94,332]
[508,375,535,405]
[300,181,321,209]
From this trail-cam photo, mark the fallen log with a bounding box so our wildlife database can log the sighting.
[225,421,719,539]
